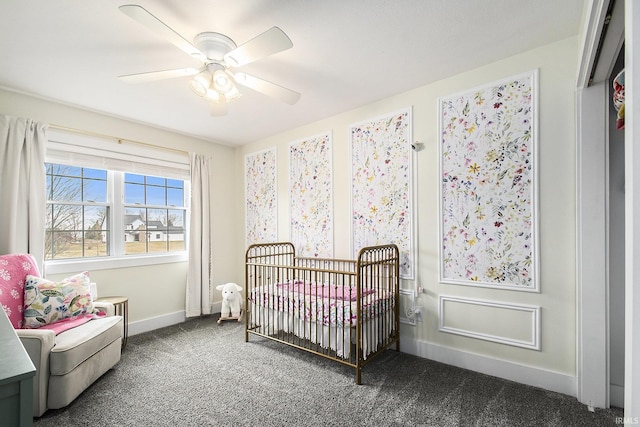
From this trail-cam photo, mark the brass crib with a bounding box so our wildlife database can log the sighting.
[245,242,400,384]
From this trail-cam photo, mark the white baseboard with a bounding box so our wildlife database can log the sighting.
[127,303,223,337]
[400,336,577,397]
[128,311,186,336]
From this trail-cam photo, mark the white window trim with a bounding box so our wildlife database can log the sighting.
[45,252,188,275]
[44,129,190,273]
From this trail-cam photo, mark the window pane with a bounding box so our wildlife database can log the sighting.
[44,203,110,260]
[84,178,107,202]
[46,175,52,199]
[84,206,109,257]
[83,234,108,257]
[148,237,167,253]
[124,208,146,254]
[46,231,81,259]
[167,179,183,189]
[146,176,165,186]
[125,173,144,184]
[147,209,167,253]
[85,206,108,231]
[48,204,82,230]
[51,164,81,177]
[167,188,184,207]
[124,208,145,230]
[167,209,185,252]
[125,182,145,204]
[147,209,167,229]
[49,175,82,202]
[167,209,184,227]
[124,240,146,254]
[168,239,185,252]
[46,165,107,203]
[146,184,166,205]
[83,169,107,180]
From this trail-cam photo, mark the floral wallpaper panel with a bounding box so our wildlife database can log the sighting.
[351,108,414,278]
[439,71,538,290]
[289,132,334,258]
[245,148,277,247]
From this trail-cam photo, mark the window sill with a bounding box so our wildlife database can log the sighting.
[44,252,188,275]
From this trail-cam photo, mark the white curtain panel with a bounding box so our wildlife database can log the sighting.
[0,115,47,271]
[185,153,212,317]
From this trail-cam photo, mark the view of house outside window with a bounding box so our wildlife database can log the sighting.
[123,173,185,254]
[45,163,186,260]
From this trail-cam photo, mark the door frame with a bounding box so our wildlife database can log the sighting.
[576,0,640,418]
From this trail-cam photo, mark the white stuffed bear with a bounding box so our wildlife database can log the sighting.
[216,282,243,319]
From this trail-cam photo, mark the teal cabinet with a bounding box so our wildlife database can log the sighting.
[0,309,35,426]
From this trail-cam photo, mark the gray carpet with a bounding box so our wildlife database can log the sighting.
[35,316,623,426]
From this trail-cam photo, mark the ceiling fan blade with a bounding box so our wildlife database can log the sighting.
[119,67,199,83]
[210,102,228,116]
[224,27,292,67]
[119,4,206,62]
[234,73,300,105]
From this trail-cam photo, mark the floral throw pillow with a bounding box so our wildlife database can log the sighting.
[0,254,40,329]
[23,271,95,328]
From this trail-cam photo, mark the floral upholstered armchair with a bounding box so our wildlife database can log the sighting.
[0,253,123,417]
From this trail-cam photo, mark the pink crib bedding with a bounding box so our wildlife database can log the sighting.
[250,280,394,327]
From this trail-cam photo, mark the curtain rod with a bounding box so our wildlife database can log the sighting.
[48,124,189,156]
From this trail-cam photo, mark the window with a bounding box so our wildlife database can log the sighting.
[45,164,187,261]
[123,174,185,254]
[45,128,190,272]
[45,164,109,260]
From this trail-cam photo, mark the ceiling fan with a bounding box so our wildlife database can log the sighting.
[118,4,301,115]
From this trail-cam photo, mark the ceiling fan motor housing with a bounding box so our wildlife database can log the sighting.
[193,32,237,61]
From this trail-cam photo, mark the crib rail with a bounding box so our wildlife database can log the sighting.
[355,244,401,383]
[244,242,400,384]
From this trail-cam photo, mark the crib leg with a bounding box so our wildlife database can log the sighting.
[356,367,362,385]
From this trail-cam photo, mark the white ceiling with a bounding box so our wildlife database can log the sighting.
[0,0,585,146]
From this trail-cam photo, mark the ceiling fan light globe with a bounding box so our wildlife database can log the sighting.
[189,71,211,97]
[204,89,221,103]
[212,70,235,94]
[189,79,208,97]
[223,85,242,103]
